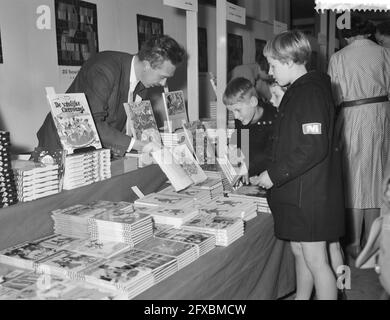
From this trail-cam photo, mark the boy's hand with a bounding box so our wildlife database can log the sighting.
[234,173,249,188]
[250,171,273,189]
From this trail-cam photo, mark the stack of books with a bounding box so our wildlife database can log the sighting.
[83,255,155,299]
[63,149,111,190]
[160,130,186,148]
[12,160,59,202]
[200,196,258,221]
[154,228,216,257]
[51,204,107,238]
[87,201,153,246]
[158,185,212,205]
[181,212,244,247]
[64,238,131,259]
[0,263,125,300]
[142,206,199,228]
[115,248,178,284]
[191,176,224,199]
[0,131,17,207]
[134,192,194,209]
[36,249,104,281]
[136,237,198,270]
[228,185,271,214]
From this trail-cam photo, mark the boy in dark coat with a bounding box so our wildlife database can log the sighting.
[253,30,345,300]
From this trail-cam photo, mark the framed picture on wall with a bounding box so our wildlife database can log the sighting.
[198,27,208,72]
[137,14,164,51]
[54,0,99,66]
[0,28,3,64]
[227,33,243,73]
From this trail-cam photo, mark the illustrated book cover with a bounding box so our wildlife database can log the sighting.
[46,87,102,155]
[162,90,188,133]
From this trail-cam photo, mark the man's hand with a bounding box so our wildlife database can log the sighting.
[250,170,273,189]
[142,141,161,154]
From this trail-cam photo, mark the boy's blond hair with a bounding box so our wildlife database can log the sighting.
[223,77,257,106]
[263,30,311,65]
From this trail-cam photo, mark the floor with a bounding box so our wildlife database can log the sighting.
[282,256,385,300]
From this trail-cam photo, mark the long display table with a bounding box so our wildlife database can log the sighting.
[0,164,295,299]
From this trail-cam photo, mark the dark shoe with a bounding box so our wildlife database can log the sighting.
[337,289,348,300]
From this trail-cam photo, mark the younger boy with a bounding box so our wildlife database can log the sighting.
[223,77,277,184]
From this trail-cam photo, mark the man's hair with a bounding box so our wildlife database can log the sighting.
[263,29,311,65]
[138,35,186,69]
[376,21,390,36]
[340,15,375,39]
[223,77,257,106]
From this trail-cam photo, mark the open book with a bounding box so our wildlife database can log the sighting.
[162,90,188,133]
[46,87,102,155]
[151,144,207,192]
[123,100,161,145]
[217,145,248,189]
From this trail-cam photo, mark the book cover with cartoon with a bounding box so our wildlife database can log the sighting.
[162,90,188,133]
[47,91,102,154]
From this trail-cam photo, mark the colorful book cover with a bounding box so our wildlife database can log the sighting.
[123,101,161,145]
[162,90,188,133]
[46,89,102,154]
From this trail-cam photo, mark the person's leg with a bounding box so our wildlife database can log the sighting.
[290,242,314,300]
[328,241,344,276]
[345,208,364,258]
[363,208,380,246]
[301,241,337,300]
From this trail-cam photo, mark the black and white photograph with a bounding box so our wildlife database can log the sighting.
[0,0,390,307]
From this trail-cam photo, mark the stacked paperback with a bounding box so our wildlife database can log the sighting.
[0,131,17,207]
[87,200,153,246]
[63,148,111,190]
[12,160,60,202]
[190,175,224,199]
[228,185,271,214]
[158,185,212,206]
[52,201,153,246]
[110,248,177,285]
[154,228,216,257]
[199,195,258,222]
[181,212,244,247]
[136,237,198,270]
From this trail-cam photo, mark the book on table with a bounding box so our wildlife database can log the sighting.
[151,144,208,192]
[123,100,162,145]
[45,87,102,155]
[162,90,188,133]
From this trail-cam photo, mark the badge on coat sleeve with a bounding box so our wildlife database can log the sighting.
[302,123,322,135]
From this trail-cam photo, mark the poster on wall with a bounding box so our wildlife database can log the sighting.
[137,14,164,51]
[227,33,243,73]
[255,39,266,64]
[0,28,3,64]
[198,27,208,72]
[55,0,99,66]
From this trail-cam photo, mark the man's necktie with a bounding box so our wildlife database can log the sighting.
[133,81,145,102]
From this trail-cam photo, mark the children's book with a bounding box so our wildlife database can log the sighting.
[46,87,102,155]
[151,144,207,191]
[123,100,161,145]
[182,120,216,165]
[162,90,188,133]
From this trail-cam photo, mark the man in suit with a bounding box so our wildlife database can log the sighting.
[37,35,186,157]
